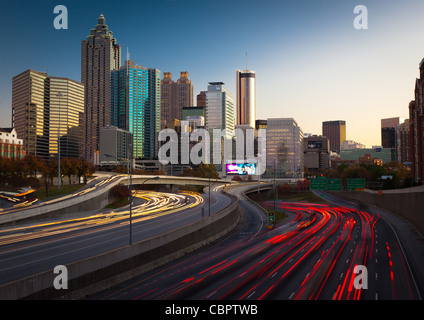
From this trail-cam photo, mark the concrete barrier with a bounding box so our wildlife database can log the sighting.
[0,193,240,300]
[0,176,124,226]
[331,189,424,237]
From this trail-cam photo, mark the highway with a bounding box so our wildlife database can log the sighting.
[0,187,233,285]
[88,184,423,300]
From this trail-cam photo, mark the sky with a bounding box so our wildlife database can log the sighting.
[1,0,424,148]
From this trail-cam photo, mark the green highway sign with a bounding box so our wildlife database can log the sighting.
[268,215,275,223]
[310,178,326,190]
[326,178,342,191]
[347,178,366,191]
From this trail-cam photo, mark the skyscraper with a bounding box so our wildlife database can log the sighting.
[111,60,161,159]
[266,118,303,178]
[205,82,235,139]
[322,120,346,154]
[409,58,424,183]
[160,71,193,128]
[12,70,84,159]
[236,70,256,128]
[381,117,405,149]
[81,14,121,163]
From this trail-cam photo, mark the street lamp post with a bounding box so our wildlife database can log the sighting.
[57,92,63,190]
[103,153,159,245]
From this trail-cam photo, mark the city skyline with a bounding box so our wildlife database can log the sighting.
[1,0,424,149]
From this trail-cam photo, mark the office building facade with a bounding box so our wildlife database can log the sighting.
[303,135,330,173]
[236,70,256,128]
[111,60,161,160]
[266,118,303,178]
[81,14,121,163]
[12,70,84,159]
[206,82,235,138]
[322,120,346,154]
[99,126,133,165]
[410,58,424,183]
[160,71,193,128]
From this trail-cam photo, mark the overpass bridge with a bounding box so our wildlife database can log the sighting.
[0,174,233,226]
[130,175,232,187]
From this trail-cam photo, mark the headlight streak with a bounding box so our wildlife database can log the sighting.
[0,190,203,247]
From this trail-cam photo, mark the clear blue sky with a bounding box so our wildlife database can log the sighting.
[1,0,424,147]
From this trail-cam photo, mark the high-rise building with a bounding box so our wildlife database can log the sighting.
[205,82,235,139]
[397,119,410,165]
[266,118,303,178]
[111,60,161,160]
[12,70,84,159]
[160,71,193,128]
[236,70,256,128]
[410,58,424,183]
[197,91,207,107]
[381,117,405,150]
[322,120,346,154]
[81,14,121,163]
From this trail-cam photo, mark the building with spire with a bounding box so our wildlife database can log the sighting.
[81,14,121,164]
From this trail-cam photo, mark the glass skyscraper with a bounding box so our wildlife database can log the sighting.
[81,14,121,163]
[12,70,84,159]
[206,82,235,139]
[111,60,161,159]
[266,118,304,178]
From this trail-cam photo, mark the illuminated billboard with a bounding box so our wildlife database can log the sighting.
[308,141,322,149]
[226,163,256,175]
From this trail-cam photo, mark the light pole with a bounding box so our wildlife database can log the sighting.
[104,153,159,245]
[57,92,63,190]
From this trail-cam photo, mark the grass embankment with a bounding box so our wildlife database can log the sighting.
[34,184,86,201]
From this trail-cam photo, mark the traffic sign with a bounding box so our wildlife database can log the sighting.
[327,178,342,191]
[268,214,275,223]
[347,178,366,191]
[310,178,326,190]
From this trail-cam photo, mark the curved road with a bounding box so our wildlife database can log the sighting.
[0,188,233,286]
[88,184,424,300]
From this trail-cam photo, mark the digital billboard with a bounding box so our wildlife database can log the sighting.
[226,163,256,175]
[308,141,322,149]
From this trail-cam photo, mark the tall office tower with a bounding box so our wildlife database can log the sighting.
[160,71,193,128]
[236,70,256,128]
[396,119,410,165]
[197,91,207,107]
[111,60,161,159]
[322,120,346,154]
[81,14,121,163]
[381,117,405,149]
[12,70,84,159]
[266,118,303,178]
[206,82,235,139]
[161,72,175,128]
[410,58,424,183]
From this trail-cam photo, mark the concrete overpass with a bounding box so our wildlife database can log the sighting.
[130,175,232,187]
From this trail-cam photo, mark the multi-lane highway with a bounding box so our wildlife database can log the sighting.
[0,187,233,285]
[88,185,423,300]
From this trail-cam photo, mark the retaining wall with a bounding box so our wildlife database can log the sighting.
[0,193,240,300]
[333,190,424,237]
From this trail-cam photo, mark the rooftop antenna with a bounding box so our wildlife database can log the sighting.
[245,52,248,71]
[127,47,130,61]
